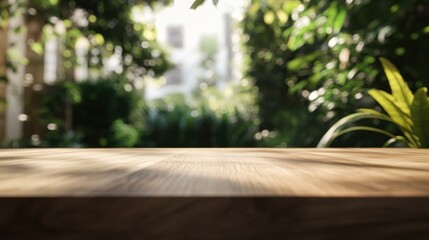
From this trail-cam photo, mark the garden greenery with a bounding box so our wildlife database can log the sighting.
[241,0,429,147]
[191,0,429,147]
[318,58,429,148]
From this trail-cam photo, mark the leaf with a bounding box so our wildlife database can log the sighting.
[325,3,338,27]
[333,8,347,33]
[383,136,412,148]
[329,126,414,148]
[287,52,319,71]
[30,42,44,55]
[336,126,396,139]
[318,112,395,147]
[276,10,288,24]
[283,1,300,14]
[191,0,205,9]
[411,87,429,147]
[358,107,418,147]
[368,89,413,131]
[287,33,305,51]
[379,58,413,109]
[212,0,219,6]
[288,80,307,94]
[264,11,275,25]
[356,108,392,122]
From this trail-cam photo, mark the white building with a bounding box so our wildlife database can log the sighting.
[145,0,244,100]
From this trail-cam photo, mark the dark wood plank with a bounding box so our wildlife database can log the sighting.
[1,197,429,239]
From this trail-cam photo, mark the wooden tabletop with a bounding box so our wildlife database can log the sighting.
[1,148,428,196]
[1,148,429,239]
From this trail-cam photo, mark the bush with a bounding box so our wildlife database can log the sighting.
[72,77,142,147]
[139,95,258,147]
[36,76,142,147]
[24,77,258,148]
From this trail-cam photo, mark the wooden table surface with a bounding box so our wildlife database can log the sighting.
[0,148,428,196]
[1,148,429,239]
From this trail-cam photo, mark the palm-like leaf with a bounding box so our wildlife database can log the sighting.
[368,89,418,146]
[379,57,414,110]
[383,136,411,148]
[318,112,397,147]
[319,58,428,148]
[411,87,429,147]
[368,89,412,129]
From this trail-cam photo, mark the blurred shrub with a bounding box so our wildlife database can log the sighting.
[72,77,142,147]
[36,76,142,147]
[18,77,258,148]
[5,131,83,148]
[108,119,140,147]
[140,95,257,147]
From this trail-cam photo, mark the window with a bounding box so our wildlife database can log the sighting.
[165,66,182,85]
[167,26,183,48]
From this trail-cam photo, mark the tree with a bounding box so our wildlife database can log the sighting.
[27,0,173,80]
[0,0,173,144]
[242,0,429,147]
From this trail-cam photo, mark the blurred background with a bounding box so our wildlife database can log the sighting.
[0,0,428,148]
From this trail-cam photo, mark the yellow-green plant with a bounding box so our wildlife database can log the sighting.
[318,58,429,148]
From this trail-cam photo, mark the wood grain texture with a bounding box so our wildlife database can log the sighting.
[0,148,428,196]
[1,148,429,239]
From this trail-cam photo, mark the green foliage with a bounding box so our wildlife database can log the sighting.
[1,0,29,82]
[141,80,259,147]
[197,35,219,87]
[38,76,142,147]
[411,88,429,147]
[140,96,257,147]
[5,131,83,148]
[319,58,429,148]
[2,0,173,84]
[108,120,139,147]
[242,0,429,147]
[33,77,259,148]
[0,1,11,30]
[72,77,141,147]
[19,0,173,80]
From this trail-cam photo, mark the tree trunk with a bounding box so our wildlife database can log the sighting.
[23,16,45,141]
[0,24,8,143]
[5,0,27,143]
